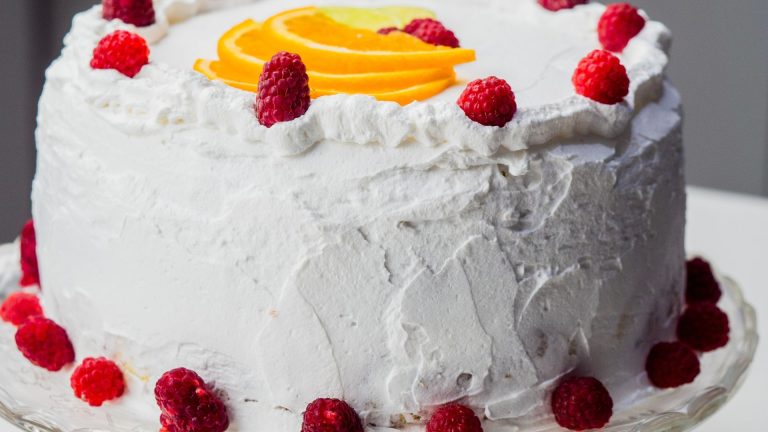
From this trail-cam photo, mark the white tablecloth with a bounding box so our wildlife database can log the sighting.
[1,186,765,431]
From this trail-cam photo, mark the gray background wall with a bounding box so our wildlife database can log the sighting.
[631,0,768,196]
[1,0,97,242]
[1,0,767,241]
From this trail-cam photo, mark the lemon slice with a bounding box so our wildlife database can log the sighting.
[319,6,436,31]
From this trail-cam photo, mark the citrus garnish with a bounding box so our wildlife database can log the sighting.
[318,6,435,31]
[194,6,475,104]
[195,59,456,105]
[194,59,258,93]
[214,20,455,91]
[262,7,474,74]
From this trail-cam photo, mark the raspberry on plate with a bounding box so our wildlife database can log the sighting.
[646,341,701,388]
[102,0,156,27]
[71,357,126,406]
[256,52,311,128]
[598,3,646,52]
[15,317,75,371]
[678,303,730,352]
[551,376,613,431]
[685,257,722,304]
[457,76,517,127]
[0,292,43,326]
[154,368,229,432]
[19,219,39,287]
[426,404,483,432]
[538,0,589,12]
[403,18,460,48]
[302,398,363,432]
[572,49,629,105]
[90,30,150,78]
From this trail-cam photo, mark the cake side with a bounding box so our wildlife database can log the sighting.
[30,0,684,430]
[32,85,685,432]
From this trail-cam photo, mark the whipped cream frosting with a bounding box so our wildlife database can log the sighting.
[29,0,685,430]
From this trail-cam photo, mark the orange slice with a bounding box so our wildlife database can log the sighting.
[260,7,475,73]
[195,59,455,104]
[194,59,258,93]
[194,6,475,104]
[215,20,456,92]
[313,77,457,105]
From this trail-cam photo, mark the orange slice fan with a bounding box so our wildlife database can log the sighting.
[194,7,475,105]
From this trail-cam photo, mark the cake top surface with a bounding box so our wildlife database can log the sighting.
[49,0,671,157]
[153,0,667,108]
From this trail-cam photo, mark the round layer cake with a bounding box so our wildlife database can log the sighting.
[32,0,684,429]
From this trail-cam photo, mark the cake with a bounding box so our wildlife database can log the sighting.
[1,0,716,430]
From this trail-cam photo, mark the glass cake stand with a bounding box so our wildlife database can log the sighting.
[0,249,758,431]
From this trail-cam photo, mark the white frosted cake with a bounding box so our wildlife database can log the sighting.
[21,0,690,430]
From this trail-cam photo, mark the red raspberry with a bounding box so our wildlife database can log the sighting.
[0,292,43,326]
[160,414,176,432]
[90,30,150,78]
[677,303,730,352]
[551,377,613,431]
[457,77,517,127]
[598,3,646,52]
[301,398,363,432]
[378,27,400,35]
[572,49,629,105]
[154,368,229,432]
[426,404,483,432]
[102,0,156,27]
[645,341,701,389]
[403,18,460,48]
[19,220,39,287]
[15,317,75,371]
[537,0,589,12]
[685,258,722,304]
[256,52,311,128]
[71,357,126,406]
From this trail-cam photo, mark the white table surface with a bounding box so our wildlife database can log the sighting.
[0,186,765,431]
